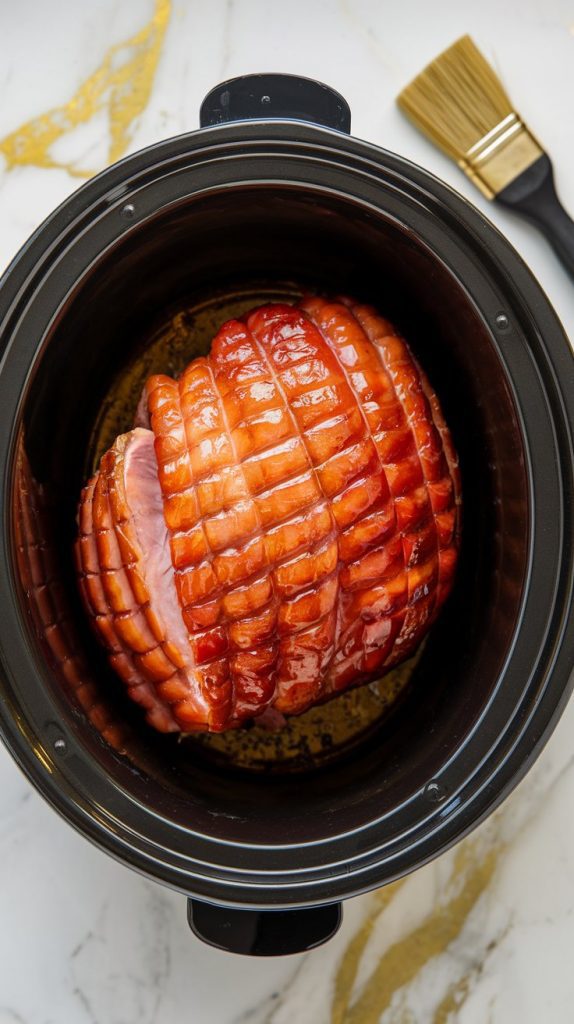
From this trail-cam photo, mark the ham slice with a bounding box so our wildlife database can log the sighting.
[76,299,461,733]
[76,430,207,732]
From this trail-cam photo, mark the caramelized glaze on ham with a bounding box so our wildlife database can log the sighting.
[76,299,461,732]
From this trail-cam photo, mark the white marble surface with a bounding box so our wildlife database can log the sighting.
[1,1,574,1021]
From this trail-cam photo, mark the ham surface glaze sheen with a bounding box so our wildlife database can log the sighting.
[75,298,461,733]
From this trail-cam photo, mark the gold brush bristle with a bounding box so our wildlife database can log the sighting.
[397,35,543,199]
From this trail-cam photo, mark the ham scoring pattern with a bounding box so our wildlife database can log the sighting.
[76,299,461,733]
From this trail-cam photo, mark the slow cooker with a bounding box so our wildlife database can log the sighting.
[1,74,573,956]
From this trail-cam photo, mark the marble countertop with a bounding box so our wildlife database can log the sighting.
[1,1,574,1021]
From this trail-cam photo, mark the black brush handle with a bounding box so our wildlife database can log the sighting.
[496,154,574,280]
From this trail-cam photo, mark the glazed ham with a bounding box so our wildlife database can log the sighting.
[76,298,461,733]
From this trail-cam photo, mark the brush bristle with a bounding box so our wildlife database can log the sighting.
[398,36,514,160]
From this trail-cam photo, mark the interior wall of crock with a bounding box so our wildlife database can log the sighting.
[11,185,529,842]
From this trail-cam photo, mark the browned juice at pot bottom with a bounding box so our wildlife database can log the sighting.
[88,284,418,772]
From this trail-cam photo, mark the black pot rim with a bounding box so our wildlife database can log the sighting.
[1,119,573,908]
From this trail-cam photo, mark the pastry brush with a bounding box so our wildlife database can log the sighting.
[397,35,574,279]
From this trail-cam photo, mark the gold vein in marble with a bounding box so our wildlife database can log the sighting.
[0,0,170,178]
[431,923,509,1023]
[331,840,502,1024]
[432,973,472,1023]
[332,883,405,1024]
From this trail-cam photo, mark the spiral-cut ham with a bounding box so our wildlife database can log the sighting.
[75,299,461,733]
[76,430,206,732]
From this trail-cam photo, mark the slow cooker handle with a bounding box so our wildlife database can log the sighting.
[187,898,342,956]
[200,73,351,133]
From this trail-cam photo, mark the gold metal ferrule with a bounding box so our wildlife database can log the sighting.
[458,113,543,198]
